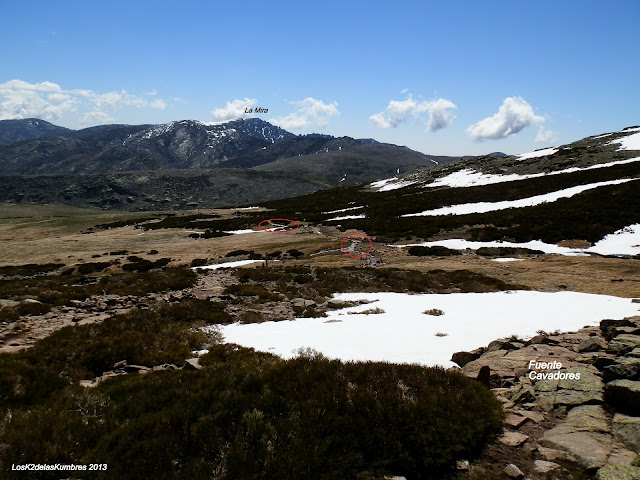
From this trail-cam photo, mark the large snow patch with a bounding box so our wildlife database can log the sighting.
[218,291,639,368]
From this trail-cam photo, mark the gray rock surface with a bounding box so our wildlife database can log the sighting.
[540,406,612,469]
[503,463,524,478]
[533,460,561,473]
[595,465,640,479]
[609,335,640,355]
[605,380,640,415]
[612,414,640,453]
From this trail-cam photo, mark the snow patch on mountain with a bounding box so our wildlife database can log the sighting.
[322,205,365,215]
[394,239,586,256]
[393,223,640,257]
[516,147,559,160]
[326,214,366,221]
[610,131,640,151]
[402,178,637,217]
[370,177,418,191]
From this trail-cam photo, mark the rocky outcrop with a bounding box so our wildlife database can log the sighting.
[453,315,640,478]
[605,380,640,416]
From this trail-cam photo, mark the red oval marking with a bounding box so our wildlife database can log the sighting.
[341,233,373,258]
[258,218,300,233]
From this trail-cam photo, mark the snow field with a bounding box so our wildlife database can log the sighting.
[217,291,640,368]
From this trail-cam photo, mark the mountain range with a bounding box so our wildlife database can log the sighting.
[0,118,460,210]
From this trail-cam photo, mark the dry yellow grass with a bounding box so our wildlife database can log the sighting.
[1,203,638,299]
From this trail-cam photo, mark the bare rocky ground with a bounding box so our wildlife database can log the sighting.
[450,316,640,479]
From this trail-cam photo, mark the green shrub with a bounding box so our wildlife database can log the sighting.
[158,298,233,325]
[0,353,504,480]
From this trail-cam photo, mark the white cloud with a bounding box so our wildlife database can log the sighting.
[211,98,257,121]
[535,126,557,144]
[81,111,115,125]
[369,94,456,131]
[425,98,457,131]
[149,99,167,110]
[270,97,339,130]
[467,97,544,141]
[0,79,169,125]
[144,89,158,96]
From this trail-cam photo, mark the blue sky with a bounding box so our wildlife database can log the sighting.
[1,0,638,155]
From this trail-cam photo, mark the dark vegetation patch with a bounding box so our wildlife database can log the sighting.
[223,283,285,303]
[334,180,640,243]
[157,298,233,325]
[407,246,462,256]
[0,299,218,401]
[224,249,264,260]
[474,247,544,256]
[122,257,171,272]
[0,349,504,480]
[76,261,114,275]
[190,258,208,267]
[228,265,525,305]
[0,267,196,307]
[0,302,53,322]
[286,248,305,258]
[0,263,64,277]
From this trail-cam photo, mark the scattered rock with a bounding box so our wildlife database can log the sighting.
[518,410,545,424]
[612,414,640,453]
[609,335,640,355]
[533,460,561,474]
[183,358,202,370]
[603,358,640,382]
[455,460,469,471]
[629,348,640,358]
[503,463,524,478]
[526,335,560,346]
[578,337,607,352]
[291,298,316,308]
[537,446,576,463]
[153,363,179,371]
[605,380,640,415]
[487,338,519,352]
[499,431,529,447]
[601,319,637,341]
[114,360,128,369]
[540,406,612,470]
[476,365,491,387]
[505,414,528,428]
[123,364,150,374]
[595,465,640,480]
[595,356,622,371]
[451,347,484,367]
[511,384,536,404]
